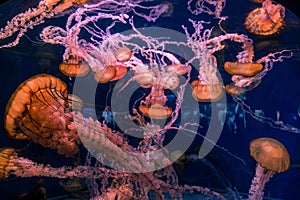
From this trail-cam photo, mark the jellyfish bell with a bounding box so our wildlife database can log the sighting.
[250,137,290,173]
[244,0,285,36]
[191,80,224,102]
[94,66,117,83]
[110,65,128,81]
[165,64,189,75]
[224,62,263,77]
[139,103,172,119]
[4,74,80,157]
[59,61,90,77]
[134,68,156,88]
[225,83,245,95]
[160,72,180,90]
[248,137,290,200]
[113,46,132,62]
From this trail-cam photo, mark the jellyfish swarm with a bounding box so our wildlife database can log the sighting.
[38,0,170,81]
[4,74,80,157]
[244,0,285,36]
[248,137,290,200]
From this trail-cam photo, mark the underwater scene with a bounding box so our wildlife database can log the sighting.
[0,0,300,199]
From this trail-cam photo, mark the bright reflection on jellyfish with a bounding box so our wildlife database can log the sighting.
[4,74,80,157]
[248,137,290,200]
[245,0,285,36]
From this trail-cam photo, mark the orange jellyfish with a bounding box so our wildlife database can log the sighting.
[224,62,263,77]
[248,137,290,200]
[59,59,90,77]
[139,84,172,119]
[92,46,133,83]
[94,66,117,83]
[109,46,132,81]
[4,74,80,157]
[225,83,245,95]
[191,80,224,102]
[244,0,285,36]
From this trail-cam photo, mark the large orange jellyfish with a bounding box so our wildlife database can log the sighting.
[4,74,80,157]
[248,137,290,200]
[244,0,285,36]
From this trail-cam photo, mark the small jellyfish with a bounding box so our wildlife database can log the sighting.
[248,137,290,200]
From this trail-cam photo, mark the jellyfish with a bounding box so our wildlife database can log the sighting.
[224,62,263,77]
[225,83,245,95]
[4,74,80,157]
[59,59,90,77]
[248,137,290,200]
[88,46,131,83]
[139,84,173,119]
[244,0,285,36]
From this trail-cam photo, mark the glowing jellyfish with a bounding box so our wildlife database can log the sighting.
[244,0,285,36]
[248,137,290,200]
[224,62,263,77]
[139,84,172,119]
[4,74,80,157]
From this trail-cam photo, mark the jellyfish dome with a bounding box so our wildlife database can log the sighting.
[4,74,80,157]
